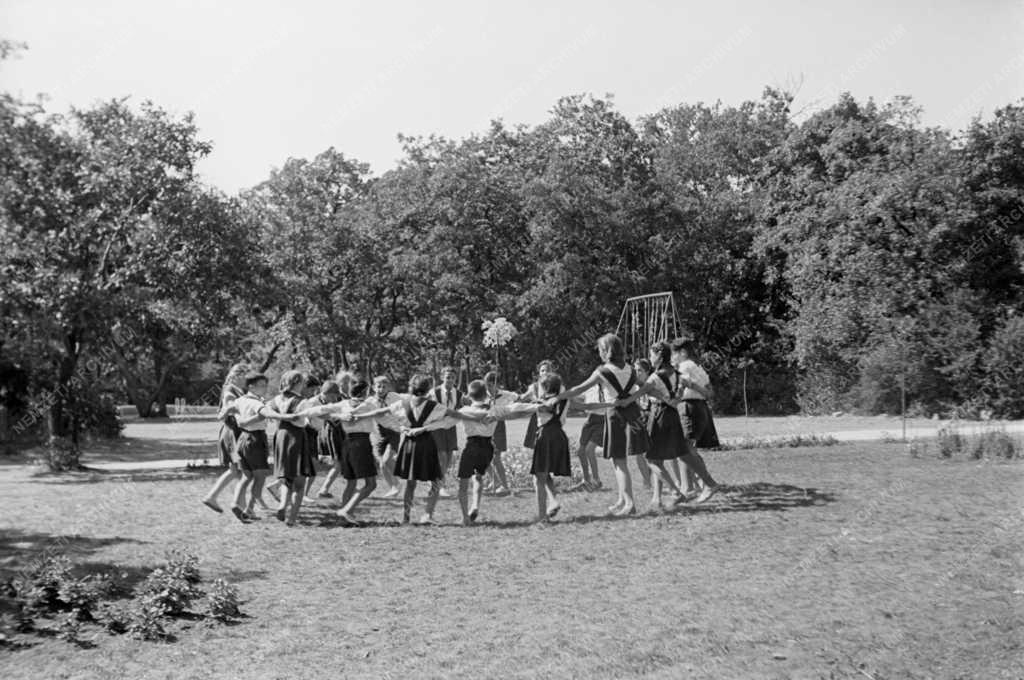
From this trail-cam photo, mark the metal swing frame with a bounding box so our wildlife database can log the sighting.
[615,292,682,360]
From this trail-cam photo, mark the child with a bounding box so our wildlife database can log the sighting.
[267,370,313,526]
[519,360,556,448]
[308,381,344,498]
[228,372,302,522]
[201,362,248,514]
[367,375,402,498]
[431,366,463,496]
[575,383,605,492]
[530,373,611,522]
[550,334,649,516]
[483,371,516,495]
[300,375,322,500]
[407,380,538,525]
[619,344,692,509]
[630,359,655,491]
[390,374,486,525]
[671,338,721,502]
[302,380,382,526]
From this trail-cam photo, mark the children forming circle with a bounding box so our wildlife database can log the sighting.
[200,333,723,526]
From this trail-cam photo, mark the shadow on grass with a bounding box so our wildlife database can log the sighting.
[0,529,147,583]
[30,466,226,485]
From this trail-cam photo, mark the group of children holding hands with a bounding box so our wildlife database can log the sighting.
[200,333,722,527]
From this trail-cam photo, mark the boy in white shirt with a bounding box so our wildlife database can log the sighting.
[671,338,721,501]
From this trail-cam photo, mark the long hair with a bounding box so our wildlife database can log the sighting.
[597,334,625,368]
[222,362,250,398]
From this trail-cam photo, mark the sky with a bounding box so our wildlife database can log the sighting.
[2,0,1022,194]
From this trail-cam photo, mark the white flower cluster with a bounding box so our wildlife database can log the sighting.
[481,317,518,348]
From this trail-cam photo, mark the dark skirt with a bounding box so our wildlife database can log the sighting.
[491,421,508,452]
[235,430,270,472]
[395,432,442,482]
[458,436,495,478]
[319,421,346,460]
[217,418,240,467]
[523,413,539,448]
[431,426,458,453]
[302,427,318,478]
[531,422,571,477]
[681,399,720,448]
[340,433,377,480]
[578,413,605,449]
[646,404,686,460]
[273,424,307,484]
[602,404,650,459]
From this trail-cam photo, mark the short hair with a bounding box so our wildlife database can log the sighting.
[441,366,456,376]
[244,373,268,389]
[670,338,695,356]
[650,341,672,367]
[540,373,562,397]
[467,380,488,402]
[536,360,555,374]
[280,370,304,393]
[320,380,341,396]
[227,362,250,379]
[408,374,432,397]
[372,375,390,386]
[597,334,625,367]
[633,358,653,376]
[483,371,499,385]
[349,380,369,398]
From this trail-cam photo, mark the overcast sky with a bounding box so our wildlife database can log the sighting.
[2,0,1021,194]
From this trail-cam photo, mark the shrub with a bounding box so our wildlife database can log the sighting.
[126,600,170,641]
[137,569,200,617]
[163,550,201,586]
[15,555,72,615]
[968,429,1020,460]
[977,316,1024,419]
[204,579,241,622]
[936,426,964,458]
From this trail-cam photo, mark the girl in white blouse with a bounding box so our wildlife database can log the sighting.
[549,334,649,516]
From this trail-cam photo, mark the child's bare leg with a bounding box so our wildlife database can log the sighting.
[611,458,634,514]
[232,471,253,511]
[457,477,471,523]
[319,463,341,495]
[402,480,416,523]
[635,454,652,489]
[247,471,267,513]
[339,478,377,517]
[202,468,238,510]
[287,476,305,525]
[545,476,560,517]
[534,473,549,520]
[668,458,683,489]
[340,479,358,508]
[492,452,509,490]
[472,474,484,515]
[379,449,398,492]
[423,481,442,521]
[679,452,717,488]
[276,478,289,516]
[585,443,602,487]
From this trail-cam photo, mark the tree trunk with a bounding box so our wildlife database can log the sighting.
[45,334,82,471]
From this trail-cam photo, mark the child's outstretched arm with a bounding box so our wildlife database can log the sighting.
[578,401,614,411]
[552,371,601,402]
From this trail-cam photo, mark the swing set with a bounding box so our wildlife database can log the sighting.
[615,292,683,360]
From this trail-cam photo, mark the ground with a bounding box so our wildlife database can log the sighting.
[1,415,1021,679]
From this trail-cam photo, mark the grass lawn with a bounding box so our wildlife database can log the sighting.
[1,421,1022,679]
